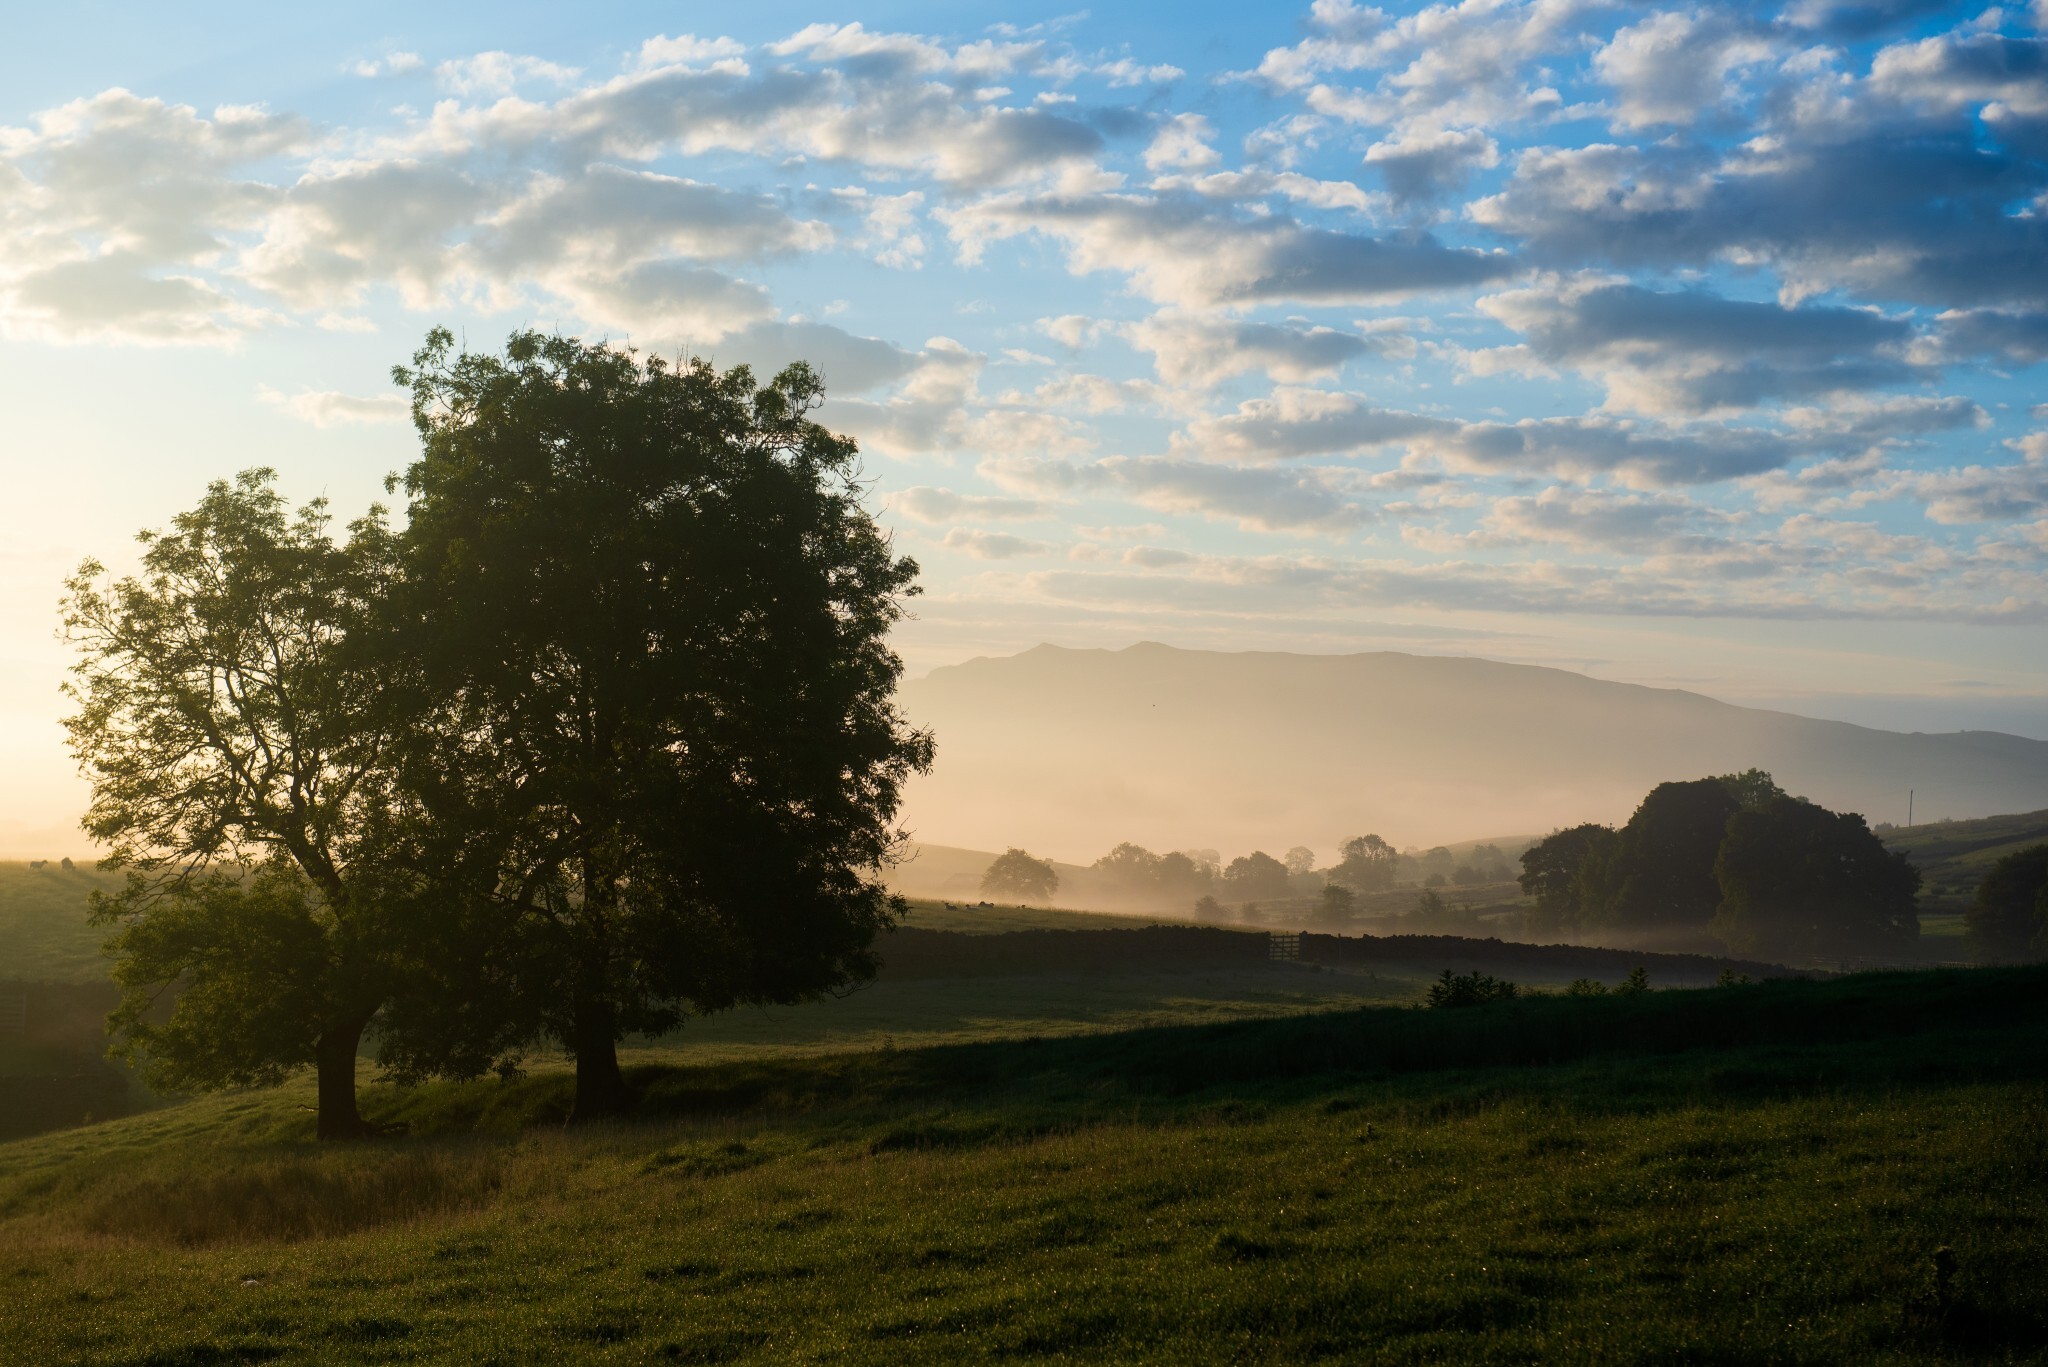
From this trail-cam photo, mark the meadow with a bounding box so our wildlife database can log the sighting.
[0,966,2043,1364]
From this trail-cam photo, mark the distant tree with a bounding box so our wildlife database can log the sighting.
[1156,850,1219,902]
[1284,847,1316,876]
[1421,846,1454,879]
[1711,796,1921,959]
[1613,779,1744,930]
[1416,887,1447,919]
[63,470,405,1139]
[982,848,1058,901]
[383,329,932,1121]
[1615,966,1651,996]
[1331,834,1397,892]
[1466,844,1512,882]
[1223,850,1292,902]
[1192,894,1224,921]
[1424,872,1448,889]
[1313,882,1357,929]
[59,857,74,871]
[1518,824,1618,934]
[1094,842,1163,893]
[1965,844,2048,963]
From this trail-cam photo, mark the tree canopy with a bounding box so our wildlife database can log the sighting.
[1965,844,2048,963]
[383,328,933,1120]
[62,471,404,1138]
[1710,796,1920,959]
[982,849,1059,901]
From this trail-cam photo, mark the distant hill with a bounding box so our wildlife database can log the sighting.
[895,643,2048,863]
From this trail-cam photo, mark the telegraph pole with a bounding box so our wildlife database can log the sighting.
[1908,789,1914,827]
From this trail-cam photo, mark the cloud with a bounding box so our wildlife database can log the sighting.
[1478,279,1925,414]
[941,528,1057,558]
[1127,313,1402,386]
[1591,10,1777,130]
[1363,126,1499,205]
[1934,308,2048,364]
[1907,430,2048,522]
[984,453,1377,534]
[256,386,410,426]
[1256,0,1597,128]
[0,89,304,343]
[947,192,1516,308]
[890,486,1057,522]
[1471,115,2048,310]
[1144,113,1220,171]
[436,53,584,97]
[1174,388,1449,461]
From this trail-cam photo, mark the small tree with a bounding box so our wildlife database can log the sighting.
[981,848,1058,901]
[1426,969,1517,1007]
[1965,844,2048,963]
[1313,882,1357,929]
[63,471,404,1139]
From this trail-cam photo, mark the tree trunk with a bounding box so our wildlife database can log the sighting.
[569,996,628,1122]
[314,1014,375,1140]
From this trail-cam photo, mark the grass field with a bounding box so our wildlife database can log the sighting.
[2,967,2043,1364]
[1884,809,2048,912]
[0,861,122,986]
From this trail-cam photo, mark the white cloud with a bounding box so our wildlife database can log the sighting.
[941,528,1058,558]
[1144,113,1220,171]
[435,53,583,97]
[257,385,409,426]
[947,192,1515,308]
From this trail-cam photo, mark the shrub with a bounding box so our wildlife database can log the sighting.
[1425,969,1518,1008]
[1564,978,1607,997]
[1616,966,1651,996]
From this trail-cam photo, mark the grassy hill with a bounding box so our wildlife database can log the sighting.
[1,965,2043,1363]
[1883,808,2048,913]
[0,860,120,986]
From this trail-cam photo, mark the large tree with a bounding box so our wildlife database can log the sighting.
[1711,796,1920,959]
[63,471,404,1139]
[1965,844,2048,963]
[386,329,932,1120]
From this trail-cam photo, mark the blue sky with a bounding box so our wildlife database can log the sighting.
[3,0,2047,850]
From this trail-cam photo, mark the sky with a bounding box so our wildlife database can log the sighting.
[3,0,2048,853]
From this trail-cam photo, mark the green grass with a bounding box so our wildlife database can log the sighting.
[1885,808,2048,911]
[0,861,121,986]
[621,963,1417,1065]
[2,967,2044,1364]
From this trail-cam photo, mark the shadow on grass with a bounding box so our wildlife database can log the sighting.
[365,965,2048,1143]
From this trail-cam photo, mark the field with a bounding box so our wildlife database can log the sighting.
[1884,809,2048,913]
[1,967,2044,1364]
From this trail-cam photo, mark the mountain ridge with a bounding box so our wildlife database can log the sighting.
[894,642,2048,861]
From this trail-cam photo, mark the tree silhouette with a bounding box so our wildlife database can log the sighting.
[63,471,404,1139]
[982,849,1059,901]
[385,329,932,1121]
[1965,844,2048,963]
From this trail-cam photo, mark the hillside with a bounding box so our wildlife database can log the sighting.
[3,966,2044,1362]
[896,643,2048,860]
[1882,808,2048,912]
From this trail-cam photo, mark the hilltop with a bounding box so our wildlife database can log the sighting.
[896,643,2048,859]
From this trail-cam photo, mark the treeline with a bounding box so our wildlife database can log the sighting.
[1519,770,1919,959]
[982,836,1522,917]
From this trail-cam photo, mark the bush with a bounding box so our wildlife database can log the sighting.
[1564,978,1607,997]
[1425,969,1518,1008]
